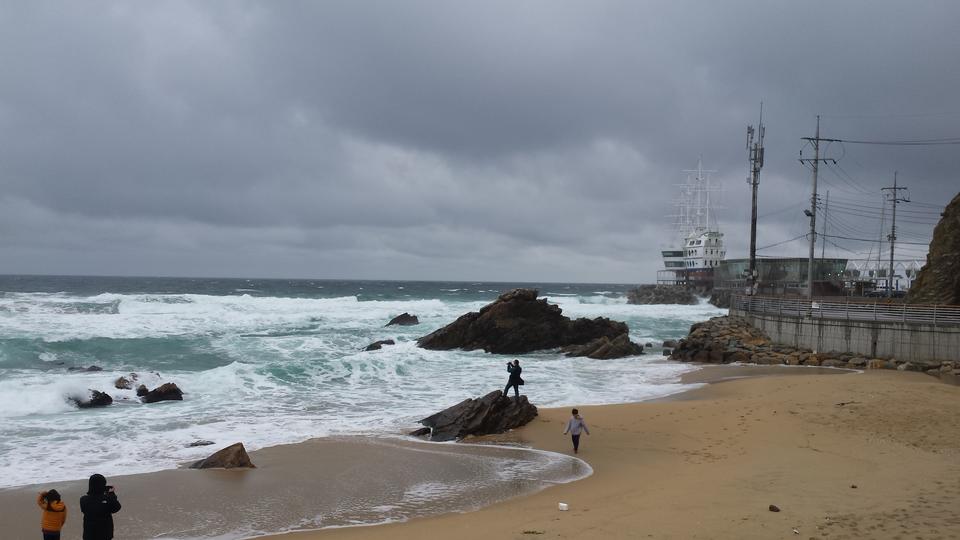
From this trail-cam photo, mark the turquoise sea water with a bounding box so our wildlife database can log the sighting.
[0,275,725,490]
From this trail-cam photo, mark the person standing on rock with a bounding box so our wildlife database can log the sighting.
[562,408,590,454]
[80,474,121,540]
[503,359,523,399]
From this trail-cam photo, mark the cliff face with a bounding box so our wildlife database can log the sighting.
[907,192,960,305]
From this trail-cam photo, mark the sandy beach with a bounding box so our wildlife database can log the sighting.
[5,366,959,539]
[276,367,960,540]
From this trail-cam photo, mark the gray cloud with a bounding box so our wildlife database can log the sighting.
[0,0,957,282]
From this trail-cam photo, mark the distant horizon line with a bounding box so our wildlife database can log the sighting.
[0,272,647,287]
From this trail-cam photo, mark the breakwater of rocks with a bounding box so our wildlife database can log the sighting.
[669,315,957,378]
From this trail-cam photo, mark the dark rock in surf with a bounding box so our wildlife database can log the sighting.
[114,374,138,390]
[364,339,396,351]
[71,390,113,409]
[141,382,183,404]
[561,334,645,359]
[416,288,628,354]
[189,442,255,469]
[412,390,538,442]
[136,384,149,397]
[68,365,103,372]
[187,440,216,447]
[386,313,420,326]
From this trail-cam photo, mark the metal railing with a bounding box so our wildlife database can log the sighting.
[732,295,960,327]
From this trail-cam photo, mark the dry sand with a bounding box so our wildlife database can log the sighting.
[275,368,960,540]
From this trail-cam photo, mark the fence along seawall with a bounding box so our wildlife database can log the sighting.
[730,295,960,363]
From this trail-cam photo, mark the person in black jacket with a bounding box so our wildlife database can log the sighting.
[79,473,121,540]
[503,359,523,399]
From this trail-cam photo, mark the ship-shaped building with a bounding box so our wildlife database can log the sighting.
[657,160,725,291]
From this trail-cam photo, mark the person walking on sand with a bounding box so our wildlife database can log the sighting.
[37,489,67,540]
[563,408,590,454]
[80,474,121,540]
[503,359,523,399]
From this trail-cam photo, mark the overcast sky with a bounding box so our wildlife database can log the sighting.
[1,1,958,283]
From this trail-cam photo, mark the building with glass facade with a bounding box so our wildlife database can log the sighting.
[715,257,848,295]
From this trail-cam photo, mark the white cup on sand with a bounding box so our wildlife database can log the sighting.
[558,502,569,511]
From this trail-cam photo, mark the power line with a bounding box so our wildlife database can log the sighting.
[821,233,929,246]
[756,234,808,251]
[840,137,960,146]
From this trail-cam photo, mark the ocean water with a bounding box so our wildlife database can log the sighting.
[0,275,725,490]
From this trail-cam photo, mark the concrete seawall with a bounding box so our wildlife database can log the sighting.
[731,307,960,362]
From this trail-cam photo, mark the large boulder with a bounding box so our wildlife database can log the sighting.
[562,334,645,359]
[417,288,628,354]
[907,192,960,305]
[412,390,538,442]
[71,390,113,409]
[386,313,420,326]
[141,382,183,404]
[189,442,256,469]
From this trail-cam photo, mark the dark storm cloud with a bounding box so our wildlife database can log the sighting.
[0,0,957,281]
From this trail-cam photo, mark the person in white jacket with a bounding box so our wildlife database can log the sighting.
[562,408,590,454]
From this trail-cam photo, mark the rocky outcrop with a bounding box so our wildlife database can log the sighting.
[189,442,256,469]
[417,288,629,354]
[68,365,103,372]
[562,334,645,359]
[71,390,113,408]
[141,382,183,404]
[627,285,699,305]
[709,289,733,309]
[136,384,149,397]
[907,192,960,305]
[386,313,420,326]
[364,339,396,351]
[411,390,538,442]
[670,315,948,375]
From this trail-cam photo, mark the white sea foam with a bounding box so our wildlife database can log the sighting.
[0,291,720,489]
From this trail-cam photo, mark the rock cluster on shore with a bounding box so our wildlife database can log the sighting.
[670,315,956,377]
[417,288,641,357]
[626,285,700,305]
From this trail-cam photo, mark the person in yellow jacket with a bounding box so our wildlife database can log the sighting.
[37,489,67,540]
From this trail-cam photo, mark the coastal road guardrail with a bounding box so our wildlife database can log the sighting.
[732,295,960,327]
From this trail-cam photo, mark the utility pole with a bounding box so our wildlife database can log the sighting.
[820,190,829,261]
[746,103,765,295]
[799,116,840,299]
[882,172,909,297]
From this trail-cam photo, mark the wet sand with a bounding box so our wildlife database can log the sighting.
[1,437,588,539]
